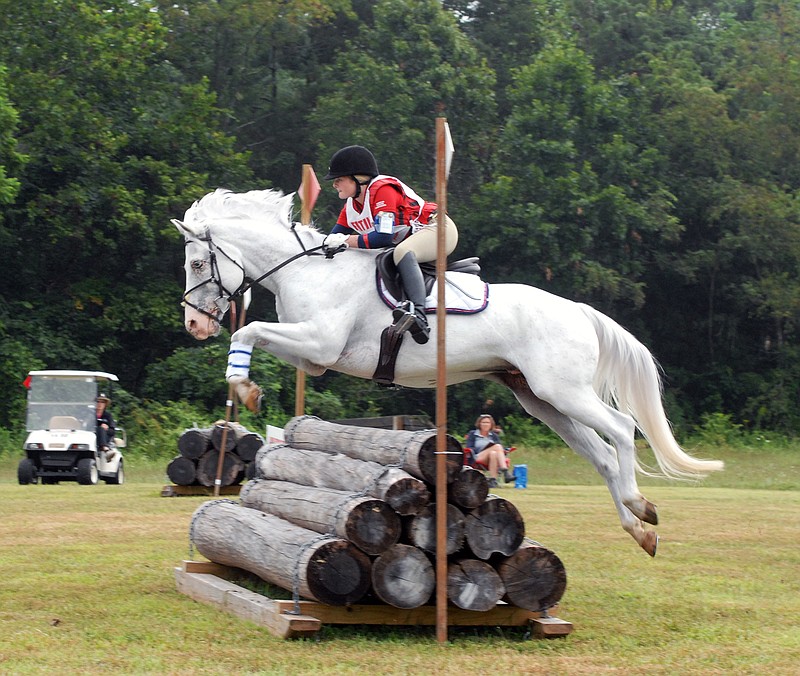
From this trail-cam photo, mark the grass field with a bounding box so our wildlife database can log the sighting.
[1,443,798,675]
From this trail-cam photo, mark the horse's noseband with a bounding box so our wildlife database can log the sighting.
[182,228,246,324]
[182,224,326,322]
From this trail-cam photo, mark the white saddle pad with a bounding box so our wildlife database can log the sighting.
[378,271,489,315]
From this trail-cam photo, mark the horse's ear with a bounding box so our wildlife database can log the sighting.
[171,218,196,238]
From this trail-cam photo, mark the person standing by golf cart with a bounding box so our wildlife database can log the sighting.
[96,393,116,459]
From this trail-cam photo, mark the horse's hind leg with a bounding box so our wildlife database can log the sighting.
[498,376,658,556]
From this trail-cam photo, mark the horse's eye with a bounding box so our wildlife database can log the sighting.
[191,259,205,271]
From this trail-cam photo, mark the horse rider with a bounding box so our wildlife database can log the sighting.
[322,145,458,344]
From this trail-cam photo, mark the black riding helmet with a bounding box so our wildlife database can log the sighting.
[324,145,379,180]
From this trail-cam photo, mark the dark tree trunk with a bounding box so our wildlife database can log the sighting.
[166,455,197,486]
[406,502,466,555]
[370,544,435,609]
[497,540,568,612]
[190,500,371,605]
[177,428,212,460]
[447,559,505,611]
[195,449,244,487]
[240,479,401,555]
[283,415,462,484]
[255,444,430,515]
[464,496,525,559]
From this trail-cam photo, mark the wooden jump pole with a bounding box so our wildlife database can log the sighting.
[213,298,247,496]
[295,164,320,416]
[434,116,453,643]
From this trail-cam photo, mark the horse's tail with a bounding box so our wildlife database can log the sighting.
[580,304,724,480]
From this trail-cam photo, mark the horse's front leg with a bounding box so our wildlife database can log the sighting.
[227,320,348,412]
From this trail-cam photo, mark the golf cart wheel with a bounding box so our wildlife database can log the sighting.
[17,458,38,485]
[77,458,99,485]
[104,459,124,485]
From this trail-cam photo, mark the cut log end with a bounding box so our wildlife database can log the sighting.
[417,435,464,484]
[383,477,430,515]
[371,544,435,609]
[196,449,244,487]
[407,503,466,555]
[449,467,489,509]
[344,499,401,555]
[306,540,372,606]
[464,497,525,559]
[447,559,505,612]
[498,542,568,612]
[167,455,197,486]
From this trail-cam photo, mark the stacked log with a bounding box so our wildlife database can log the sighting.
[188,416,566,613]
[167,423,263,488]
[190,500,371,605]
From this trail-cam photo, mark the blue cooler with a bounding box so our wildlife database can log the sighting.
[513,464,528,489]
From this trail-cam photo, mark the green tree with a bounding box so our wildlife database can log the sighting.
[308,0,497,221]
[155,0,348,188]
[468,39,679,315]
[0,0,252,429]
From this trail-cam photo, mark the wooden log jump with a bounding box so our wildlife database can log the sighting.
[240,478,401,555]
[189,499,371,606]
[255,443,430,515]
[177,417,572,639]
[166,424,262,492]
[283,415,463,484]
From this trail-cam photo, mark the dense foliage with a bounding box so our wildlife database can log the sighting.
[1,0,799,446]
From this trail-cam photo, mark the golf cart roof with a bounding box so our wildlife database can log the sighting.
[28,370,119,381]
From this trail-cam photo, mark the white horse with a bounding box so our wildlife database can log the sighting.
[174,188,723,556]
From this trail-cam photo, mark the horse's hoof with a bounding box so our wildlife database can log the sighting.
[642,500,659,526]
[245,387,262,413]
[641,531,658,557]
[624,497,659,525]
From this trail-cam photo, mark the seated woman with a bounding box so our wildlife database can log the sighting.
[465,414,514,487]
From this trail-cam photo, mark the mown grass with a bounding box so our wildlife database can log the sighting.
[0,442,798,675]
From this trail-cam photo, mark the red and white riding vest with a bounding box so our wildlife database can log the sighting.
[343,175,437,244]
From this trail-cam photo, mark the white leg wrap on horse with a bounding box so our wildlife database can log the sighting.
[226,341,253,381]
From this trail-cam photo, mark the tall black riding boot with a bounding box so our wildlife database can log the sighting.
[392,252,430,344]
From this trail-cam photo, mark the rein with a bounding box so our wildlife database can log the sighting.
[182,223,325,323]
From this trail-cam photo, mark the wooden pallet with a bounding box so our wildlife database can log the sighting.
[174,560,573,640]
[161,485,241,497]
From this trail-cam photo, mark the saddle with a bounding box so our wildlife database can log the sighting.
[372,251,484,386]
[375,250,482,304]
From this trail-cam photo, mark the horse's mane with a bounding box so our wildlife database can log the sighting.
[184,188,296,228]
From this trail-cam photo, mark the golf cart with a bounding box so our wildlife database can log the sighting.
[18,370,126,485]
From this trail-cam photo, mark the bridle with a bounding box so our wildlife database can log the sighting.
[182,223,325,324]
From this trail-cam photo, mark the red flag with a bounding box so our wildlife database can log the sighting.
[299,165,321,214]
[23,375,31,389]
